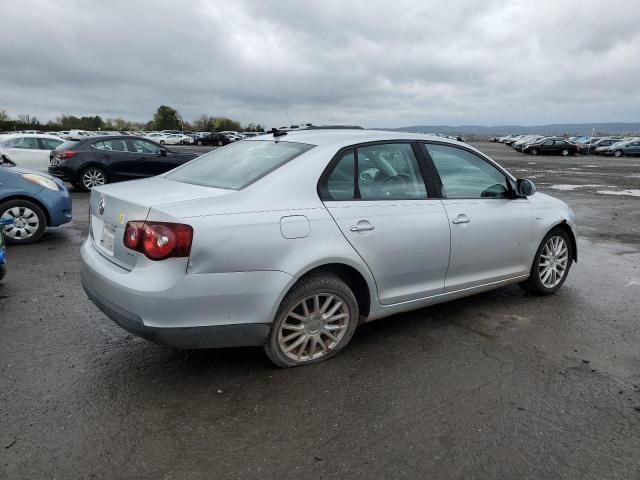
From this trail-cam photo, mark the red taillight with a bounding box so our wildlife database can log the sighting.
[123,221,193,261]
[57,151,78,159]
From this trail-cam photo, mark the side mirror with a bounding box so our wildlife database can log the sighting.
[160,148,167,157]
[516,178,536,197]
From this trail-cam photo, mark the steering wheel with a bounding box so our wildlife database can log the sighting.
[378,173,410,196]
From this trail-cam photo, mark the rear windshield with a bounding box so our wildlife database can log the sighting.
[165,140,314,190]
[55,140,80,151]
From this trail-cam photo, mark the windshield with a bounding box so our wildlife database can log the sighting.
[166,140,314,190]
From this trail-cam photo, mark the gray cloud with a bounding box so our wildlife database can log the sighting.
[1,0,638,127]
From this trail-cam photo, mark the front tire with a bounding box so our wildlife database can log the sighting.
[264,273,359,368]
[217,140,223,146]
[530,148,539,156]
[520,228,572,295]
[561,149,569,156]
[613,150,623,158]
[197,140,203,146]
[0,199,47,245]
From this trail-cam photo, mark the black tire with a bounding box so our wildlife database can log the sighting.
[561,149,569,156]
[197,140,203,146]
[264,273,359,368]
[520,228,573,295]
[77,166,108,192]
[530,148,539,156]
[0,264,5,281]
[613,150,623,158]
[217,140,223,146]
[0,199,47,245]
[159,140,165,145]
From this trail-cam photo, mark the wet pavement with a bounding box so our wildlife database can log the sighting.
[1,142,639,479]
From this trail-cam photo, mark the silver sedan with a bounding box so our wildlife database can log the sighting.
[81,129,577,367]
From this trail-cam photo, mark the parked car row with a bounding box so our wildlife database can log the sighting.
[492,134,640,157]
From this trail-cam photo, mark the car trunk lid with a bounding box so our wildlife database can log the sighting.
[89,176,232,270]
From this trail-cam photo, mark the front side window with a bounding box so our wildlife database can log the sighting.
[166,140,314,190]
[426,144,510,199]
[3,137,40,149]
[130,139,162,154]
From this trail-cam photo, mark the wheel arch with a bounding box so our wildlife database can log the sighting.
[0,195,51,226]
[550,220,578,263]
[283,262,375,321]
[77,162,111,183]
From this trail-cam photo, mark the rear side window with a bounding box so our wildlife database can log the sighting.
[166,140,314,190]
[93,139,129,151]
[321,143,428,201]
[3,137,40,149]
[40,138,63,149]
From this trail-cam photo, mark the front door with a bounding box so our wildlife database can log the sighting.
[320,143,451,305]
[424,143,534,292]
[128,138,180,176]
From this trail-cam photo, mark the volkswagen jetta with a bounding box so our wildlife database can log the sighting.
[81,129,577,367]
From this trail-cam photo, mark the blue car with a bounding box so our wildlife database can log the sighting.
[0,218,9,280]
[0,166,72,244]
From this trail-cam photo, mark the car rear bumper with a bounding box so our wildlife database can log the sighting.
[48,165,75,183]
[80,238,293,348]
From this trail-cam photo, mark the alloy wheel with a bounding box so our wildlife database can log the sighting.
[539,236,569,289]
[614,150,622,157]
[82,169,106,190]
[1,206,40,240]
[561,149,569,156]
[277,293,350,362]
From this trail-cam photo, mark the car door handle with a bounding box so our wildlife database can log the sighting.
[350,221,375,232]
[451,214,470,224]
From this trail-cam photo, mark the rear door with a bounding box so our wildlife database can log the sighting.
[1,136,47,170]
[423,143,533,292]
[321,142,451,304]
[91,139,142,180]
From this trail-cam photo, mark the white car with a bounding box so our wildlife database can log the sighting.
[0,134,66,171]
[144,132,167,142]
[158,134,192,145]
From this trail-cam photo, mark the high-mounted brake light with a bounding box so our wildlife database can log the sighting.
[123,221,193,260]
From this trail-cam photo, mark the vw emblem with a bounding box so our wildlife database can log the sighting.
[98,198,105,215]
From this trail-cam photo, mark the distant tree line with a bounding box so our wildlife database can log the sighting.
[0,105,264,133]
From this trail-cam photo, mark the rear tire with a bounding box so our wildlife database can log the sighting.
[613,150,623,158]
[530,149,539,156]
[78,166,107,191]
[264,273,359,368]
[197,140,203,146]
[217,140,223,146]
[520,228,572,295]
[0,199,47,245]
[561,149,569,156]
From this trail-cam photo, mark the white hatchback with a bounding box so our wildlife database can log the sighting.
[0,134,65,171]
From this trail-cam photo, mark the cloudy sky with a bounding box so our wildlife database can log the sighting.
[1,0,639,128]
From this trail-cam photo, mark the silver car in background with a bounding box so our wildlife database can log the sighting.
[81,129,577,367]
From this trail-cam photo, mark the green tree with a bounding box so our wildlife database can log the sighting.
[192,114,216,132]
[213,117,241,132]
[152,105,182,130]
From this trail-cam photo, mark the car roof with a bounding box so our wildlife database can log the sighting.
[246,128,466,150]
[0,133,63,139]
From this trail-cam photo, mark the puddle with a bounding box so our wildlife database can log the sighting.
[549,184,603,191]
[597,189,640,197]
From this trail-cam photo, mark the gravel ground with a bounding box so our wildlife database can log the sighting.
[1,142,639,479]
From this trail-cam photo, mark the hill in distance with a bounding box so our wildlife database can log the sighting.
[388,123,640,137]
